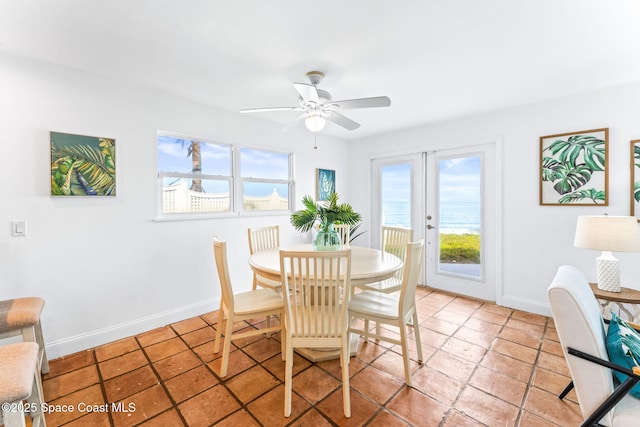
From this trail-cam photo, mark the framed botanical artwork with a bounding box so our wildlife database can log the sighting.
[50,131,116,196]
[539,128,608,205]
[631,140,640,220]
[316,168,335,201]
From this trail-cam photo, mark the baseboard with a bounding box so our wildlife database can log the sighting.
[501,294,551,317]
[46,298,218,359]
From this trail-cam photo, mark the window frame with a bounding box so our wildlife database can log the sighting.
[156,131,294,220]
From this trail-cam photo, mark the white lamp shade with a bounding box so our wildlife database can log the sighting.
[305,114,326,132]
[574,215,640,252]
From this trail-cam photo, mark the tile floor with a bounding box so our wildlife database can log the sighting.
[36,287,585,426]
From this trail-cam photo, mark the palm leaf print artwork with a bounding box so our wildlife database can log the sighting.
[540,129,608,205]
[51,132,116,196]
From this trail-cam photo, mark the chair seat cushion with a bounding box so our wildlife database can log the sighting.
[611,392,640,426]
[0,342,39,402]
[359,277,402,293]
[348,290,399,320]
[0,297,45,330]
[234,288,284,315]
[606,313,640,399]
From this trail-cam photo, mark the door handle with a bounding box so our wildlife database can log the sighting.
[427,224,436,230]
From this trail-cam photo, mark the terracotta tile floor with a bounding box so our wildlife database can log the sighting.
[36,287,585,426]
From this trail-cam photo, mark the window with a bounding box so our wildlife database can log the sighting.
[380,162,412,228]
[240,147,291,211]
[157,132,293,217]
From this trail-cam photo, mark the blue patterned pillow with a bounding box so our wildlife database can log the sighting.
[605,312,640,398]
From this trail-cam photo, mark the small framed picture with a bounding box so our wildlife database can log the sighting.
[51,131,116,196]
[539,128,608,205]
[631,139,640,220]
[316,168,335,201]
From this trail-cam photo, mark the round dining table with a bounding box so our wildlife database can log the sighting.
[248,244,403,362]
[248,244,403,288]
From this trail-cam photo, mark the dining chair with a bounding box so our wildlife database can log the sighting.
[0,342,47,427]
[247,225,281,291]
[212,237,285,377]
[0,297,49,374]
[279,248,352,418]
[348,239,424,387]
[355,225,413,293]
[333,224,350,248]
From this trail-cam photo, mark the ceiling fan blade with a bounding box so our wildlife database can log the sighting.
[281,113,307,132]
[331,96,391,110]
[293,82,320,103]
[325,111,360,131]
[240,106,299,113]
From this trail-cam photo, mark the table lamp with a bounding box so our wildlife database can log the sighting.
[574,215,640,292]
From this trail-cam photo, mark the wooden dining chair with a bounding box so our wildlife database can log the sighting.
[348,240,425,387]
[354,226,413,293]
[247,225,281,291]
[279,248,352,418]
[0,297,49,374]
[0,342,47,427]
[212,237,285,377]
[332,224,351,248]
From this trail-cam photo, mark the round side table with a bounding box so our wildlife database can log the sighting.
[589,283,640,323]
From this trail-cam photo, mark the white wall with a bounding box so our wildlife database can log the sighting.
[0,54,349,358]
[349,82,640,316]
[5,51,640,359]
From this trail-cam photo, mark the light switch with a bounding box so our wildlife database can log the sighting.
[12,221,26,236]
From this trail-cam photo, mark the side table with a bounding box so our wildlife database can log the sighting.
[589,283,640,323]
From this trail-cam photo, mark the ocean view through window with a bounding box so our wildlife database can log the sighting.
[437,155,481,278]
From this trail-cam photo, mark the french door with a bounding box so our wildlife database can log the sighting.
[425,144,498,301]
[371,154,423,250]
[372,143,500,302]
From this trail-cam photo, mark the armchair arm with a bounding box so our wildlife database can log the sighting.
[567,347,640,427]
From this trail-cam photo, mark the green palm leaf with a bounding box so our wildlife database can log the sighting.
[51,141,116,196]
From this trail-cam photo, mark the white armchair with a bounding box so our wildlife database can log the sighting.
[548,265,640,426]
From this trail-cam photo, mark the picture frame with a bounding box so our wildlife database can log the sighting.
[316,168,335,201]
[539,128,608,206]
[51,131,116,196]
[631,139,640,220]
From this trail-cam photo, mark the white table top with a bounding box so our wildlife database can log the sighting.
[249,244,403,287]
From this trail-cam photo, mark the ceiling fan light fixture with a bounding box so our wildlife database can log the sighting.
[305,114,326,132]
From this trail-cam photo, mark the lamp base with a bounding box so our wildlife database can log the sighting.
[596,252,621,292]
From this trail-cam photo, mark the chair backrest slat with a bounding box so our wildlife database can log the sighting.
[333,224,351,247]
[280,249,351,344]
[213,238,234,310]
[248,225,280,254]
[382,226,413,280]
[399,240,425,317]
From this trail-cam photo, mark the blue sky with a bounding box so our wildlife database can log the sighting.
[438,156,481,203]
[158,135,289,196]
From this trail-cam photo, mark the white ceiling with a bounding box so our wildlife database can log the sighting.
[2,0,640,139]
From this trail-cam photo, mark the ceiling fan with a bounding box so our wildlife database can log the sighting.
[240,71,391,132]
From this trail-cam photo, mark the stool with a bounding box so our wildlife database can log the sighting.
[0,342,47,427]
[0,298,49,374]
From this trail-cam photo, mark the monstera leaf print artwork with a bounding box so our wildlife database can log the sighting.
[632,140,640,219]
[540,128,608,205]
[51,132,116,196]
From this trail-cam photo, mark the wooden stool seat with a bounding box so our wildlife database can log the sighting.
[0,342,46,427]
[0,297,49,374]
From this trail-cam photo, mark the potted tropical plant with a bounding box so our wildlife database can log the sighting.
[290,193,362,250]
